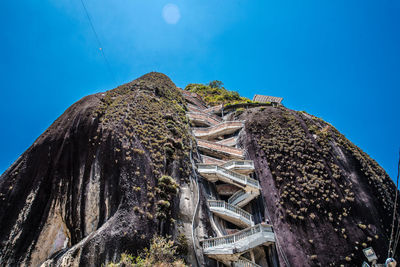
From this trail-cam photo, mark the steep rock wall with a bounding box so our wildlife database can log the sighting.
[241,106,398,266]
[0,73,202,266]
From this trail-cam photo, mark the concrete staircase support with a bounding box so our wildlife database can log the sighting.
[208,200,254,228]
[228,190,259,208]
[221,160,255,175]
[216,137,238,147]
[197,164,260,193]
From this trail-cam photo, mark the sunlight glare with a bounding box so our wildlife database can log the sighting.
[162,4,181,24]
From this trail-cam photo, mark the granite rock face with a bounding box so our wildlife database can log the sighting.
[240,106,398,266]
[0,73,210,266]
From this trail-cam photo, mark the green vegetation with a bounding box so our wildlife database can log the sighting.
[93,73,192,184]
[158,175,179,195]
[223,100,256,107]
[234,107,245,116]
[184,81,250,106]
[107,235,186,267]
[358,224,367,230]
[155,175,179,220]
[175,233,189,256]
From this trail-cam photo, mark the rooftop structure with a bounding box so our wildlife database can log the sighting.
[252,94,283,104]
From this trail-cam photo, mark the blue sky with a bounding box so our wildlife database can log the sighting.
[0,0,399,179]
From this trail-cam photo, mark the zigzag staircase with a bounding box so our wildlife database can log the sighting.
[183,90,277,266]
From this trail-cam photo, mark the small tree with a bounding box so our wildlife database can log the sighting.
[208,80,223,89]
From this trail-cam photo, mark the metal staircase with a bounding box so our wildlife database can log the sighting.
[183,89,277,266]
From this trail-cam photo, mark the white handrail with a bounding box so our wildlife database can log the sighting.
[228,189,247,204]
[208,200,254,222]
[201,224,273,249]
[234,257,262,267]
[222,160,255,169]
[198,165,260,189]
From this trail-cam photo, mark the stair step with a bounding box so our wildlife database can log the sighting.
[198,164,260,191]
[197,139,244,160]
[193,121,244,140]
[208,200,254,228]
[202,223,275,258]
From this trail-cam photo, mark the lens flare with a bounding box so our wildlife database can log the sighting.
[162,4,181,24]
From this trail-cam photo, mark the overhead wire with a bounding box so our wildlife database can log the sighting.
[389,150,400,257]
[79,0,118,86]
